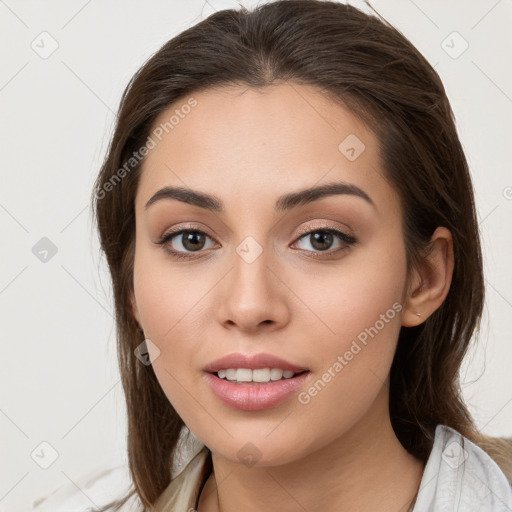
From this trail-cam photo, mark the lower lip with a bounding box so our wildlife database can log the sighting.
[204,371,310,411]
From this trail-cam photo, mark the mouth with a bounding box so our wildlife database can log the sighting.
[202,353,311,410]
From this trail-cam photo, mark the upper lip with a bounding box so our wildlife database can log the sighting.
[203,353,309,373]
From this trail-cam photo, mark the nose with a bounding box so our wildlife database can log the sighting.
[217,243,290,333]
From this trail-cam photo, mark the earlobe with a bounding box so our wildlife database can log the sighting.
[401,227,454,327]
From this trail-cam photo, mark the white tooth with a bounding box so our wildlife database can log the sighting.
[270,368,284,380]
[236,368,253,382]
[252,368,271,382]
[226,368,237,380]
[219,368,293,382]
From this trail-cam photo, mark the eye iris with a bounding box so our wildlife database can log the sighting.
[182,231,206,251]
[311,231,333,251]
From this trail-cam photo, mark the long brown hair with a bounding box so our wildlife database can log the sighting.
[91,1,511,509]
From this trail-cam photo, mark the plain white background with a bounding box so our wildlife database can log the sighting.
[1,0,511,510]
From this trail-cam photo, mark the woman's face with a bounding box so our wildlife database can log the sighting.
[131,83,409,466]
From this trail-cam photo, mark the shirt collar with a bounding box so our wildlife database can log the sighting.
[412,424,512,511]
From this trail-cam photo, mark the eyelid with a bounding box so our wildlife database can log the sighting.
[158,223,219,244]
[294,220,354,239]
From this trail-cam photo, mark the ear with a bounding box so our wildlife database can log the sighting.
[401,226,454,327]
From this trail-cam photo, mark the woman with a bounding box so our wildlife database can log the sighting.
[32,1,512,511]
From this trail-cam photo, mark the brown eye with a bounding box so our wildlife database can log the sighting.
[292,228,356,256]
[309,231,334,251]
[157,228,217,259]
[180,231,207,251]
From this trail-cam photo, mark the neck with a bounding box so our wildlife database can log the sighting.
[197,388,424,512]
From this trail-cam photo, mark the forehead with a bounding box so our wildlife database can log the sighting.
[136,83,396,216]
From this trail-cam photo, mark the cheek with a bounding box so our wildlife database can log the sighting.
[286,240,406,418]
[282,272,404,458]
[132,241,214,345]
[132,245,218,406]
[291,234,407,348]
[132,256,214,426]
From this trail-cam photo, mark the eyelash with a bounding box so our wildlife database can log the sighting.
[156,225,357,261]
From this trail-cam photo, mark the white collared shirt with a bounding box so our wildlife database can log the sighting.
[30,425,512,511]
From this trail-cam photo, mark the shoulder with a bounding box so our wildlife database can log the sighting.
[415,424,512,511]
[30,461,141,512]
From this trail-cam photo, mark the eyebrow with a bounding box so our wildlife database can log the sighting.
[144,181,375,213]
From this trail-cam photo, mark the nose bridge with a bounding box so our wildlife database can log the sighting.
[230,234,274,305]
[217,232,289,330]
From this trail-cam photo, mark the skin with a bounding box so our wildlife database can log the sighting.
[130,82,454,512]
